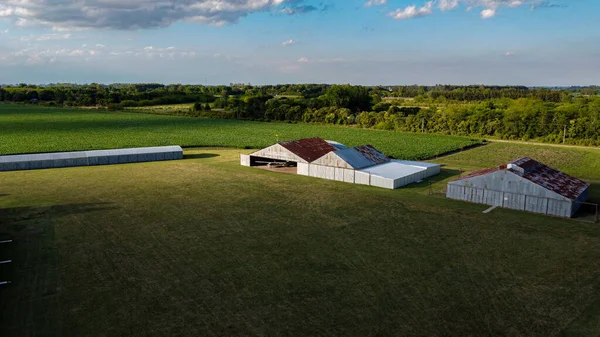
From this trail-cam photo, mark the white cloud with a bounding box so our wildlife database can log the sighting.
[19,33,71,42]
[281,39,296,46]
[1,44,198,66]
[96,44,106,48]
[386,0,557,20]
[480,8,496,18]
[505,51,514,56]
[389,2,434,20]
[297,57,309,63]
[364,0,387,7]
[0,0,301,30]
[438,0,459,11]
[508,1,523,7]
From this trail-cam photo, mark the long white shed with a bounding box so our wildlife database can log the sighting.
[359,160,432,189]
[0,146,184,172]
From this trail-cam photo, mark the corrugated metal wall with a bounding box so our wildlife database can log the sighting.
[250,144,306,163]
[370,175,394,189]
[354,171,371,186]
[392,171,424,189]
[343,168,355,183]
[295,163,436,189]
[297,162,309,176]
[240,154,250,167]
[311,152,353,169]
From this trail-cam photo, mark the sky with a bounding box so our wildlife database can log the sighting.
[0,0,598,86]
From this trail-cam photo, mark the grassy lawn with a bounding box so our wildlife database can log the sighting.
[1,148,600,336]
[0,104,480,159]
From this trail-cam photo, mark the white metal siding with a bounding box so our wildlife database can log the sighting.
[297,162,309,176]
[370,175,394,189]
[334,168,345,182]
[355,171,371,185]
[312,152,352,169]
[343,168,355,184]
[249,144,307,163]
[240,154,250,167]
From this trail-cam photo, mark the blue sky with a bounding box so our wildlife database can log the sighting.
[0,0,598,85]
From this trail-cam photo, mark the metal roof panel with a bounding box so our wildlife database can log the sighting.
[279,137,337,162]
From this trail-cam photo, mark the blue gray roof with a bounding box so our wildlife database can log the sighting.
[334,148,377,169]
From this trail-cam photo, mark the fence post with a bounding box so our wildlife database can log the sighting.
[546,198,550,216]
[502,192,505,208]
[524,195,527,211]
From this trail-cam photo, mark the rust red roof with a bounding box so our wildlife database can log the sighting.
[279,137,337,162]
[354,145,390,165]
[456,165,506,181]
[508,157,590,200]
[456,157,589,200]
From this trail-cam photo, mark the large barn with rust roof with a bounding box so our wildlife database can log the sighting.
[241,137,440,189]
[446,157,590,218]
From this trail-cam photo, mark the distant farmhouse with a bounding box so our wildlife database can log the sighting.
[446,157,590,218]
[241,137,440,189]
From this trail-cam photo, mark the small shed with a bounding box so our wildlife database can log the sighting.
[446,157,590,218]
[0,146,184,172]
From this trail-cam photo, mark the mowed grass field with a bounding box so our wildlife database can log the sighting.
[0,104,480,160]
[1,148,600,336]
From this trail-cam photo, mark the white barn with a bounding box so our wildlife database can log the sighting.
[241,138,440,189]
[446,157,590,218]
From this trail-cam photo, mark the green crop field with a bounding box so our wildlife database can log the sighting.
[0,104,481,159]
[1,148,600,336]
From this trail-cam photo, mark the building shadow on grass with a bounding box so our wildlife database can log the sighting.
[0,203,114,335]
[0,194,9,197]
[402,168,463,190]
[0,202,119,235]
[183,153,220,160]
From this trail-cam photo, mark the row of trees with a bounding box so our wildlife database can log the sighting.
[203,93,600,145]
[2,83,599,145]
[4,83,598,107]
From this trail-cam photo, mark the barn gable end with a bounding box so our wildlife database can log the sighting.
[250,144,308,163]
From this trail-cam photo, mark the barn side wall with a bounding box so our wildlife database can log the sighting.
[571,186,591,217]
[297,162,310,176]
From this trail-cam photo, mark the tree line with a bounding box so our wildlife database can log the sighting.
[2,83,599,145]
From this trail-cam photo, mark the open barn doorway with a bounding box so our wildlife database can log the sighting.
[250,156,298,174]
